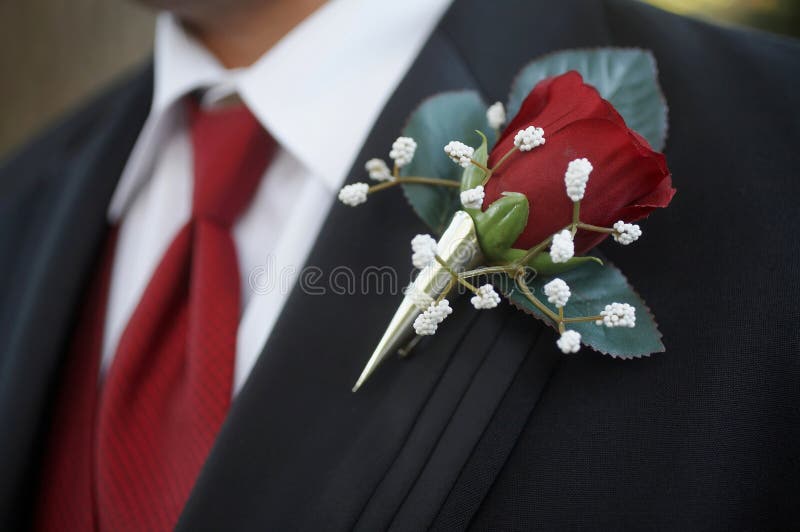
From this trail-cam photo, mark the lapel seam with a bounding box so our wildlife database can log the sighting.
[381,310,513,530]
[455,339,564,531]
[349,306,486,529]
[464,357,563,529]
[349,20,498,528]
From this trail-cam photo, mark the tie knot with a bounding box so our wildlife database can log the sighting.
[188,98,274,227]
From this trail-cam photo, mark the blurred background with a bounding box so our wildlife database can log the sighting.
[1,0,798,159]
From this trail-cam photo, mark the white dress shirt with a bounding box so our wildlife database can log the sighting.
[103,0,453,395]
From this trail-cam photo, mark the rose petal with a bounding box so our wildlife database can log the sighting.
[485,117,674,253]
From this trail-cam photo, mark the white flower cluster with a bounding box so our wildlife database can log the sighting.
[557,330,582,354]
[513,126,545,151]
[443,141,475,168]
[389,136,417,168]
[543,278,571,308]
[411,234,438,269]
[338,182,369,207]
[564,158,593,202]
[404,285,434,310]
[486,102,506,130]
[413,299,453,335]
[365,158,392,181]
[596,302,636,328]
[471,284,501,309]
[612,221,642,245]
[549,230,575,263]
[460,185,485,210]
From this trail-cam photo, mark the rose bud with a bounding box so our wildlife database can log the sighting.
[483,71,675,254]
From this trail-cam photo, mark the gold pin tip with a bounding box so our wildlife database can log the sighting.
[351,362,377,392]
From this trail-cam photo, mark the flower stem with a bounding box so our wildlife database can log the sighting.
[470,158,491,174]
[436,277,456,304]
[491,145,518,173]
[514,235,554,267]
[436,255,479,293]
[563,315,603,323]
[459,264,524,280]
[368,176,461,193]
[514,272,559,323]
[576,222,615,234]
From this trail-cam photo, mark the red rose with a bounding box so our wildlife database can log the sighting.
[484,71,675,253]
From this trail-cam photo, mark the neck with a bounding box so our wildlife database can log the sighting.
[180,0,326,69]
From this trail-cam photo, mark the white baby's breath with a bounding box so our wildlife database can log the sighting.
[411,234,438,269]
[389,136,417,168]
[486,102,506,129]
[338,183,369,207]
[612,221,643,245]
[471,284,501,309]
[413,299,454,336]
[564,158,593,202]
[444,141,475,168]
[596,302,637,328]
[543,278,571,308]
[365,158,392,181]
[460,185,485,210]
[404,285,434,310]
[557,330,582,354]
[550,230,575,263]
[513,126,545,151]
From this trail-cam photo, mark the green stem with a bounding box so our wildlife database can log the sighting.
[436,277,456,304]
[368,176,461,193]
[491,145,518,173]
[514,272,559,322]
[435,255,479,293]
[470,158,491,174]
[459,265,523,280]
[576,222,615,234]
[563,315,603,324]
[514,235,554,267]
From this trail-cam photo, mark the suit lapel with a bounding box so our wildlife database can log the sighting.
[176,24,521,531]
[181,0,614,528]
[0,65,152,527]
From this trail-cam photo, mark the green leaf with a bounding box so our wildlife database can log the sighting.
[507,48,668,151]
[401,91,495,234]
[473,192,529,261]
[497,261,664,358]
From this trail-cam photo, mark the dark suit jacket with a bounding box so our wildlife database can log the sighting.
[2,0,799,530]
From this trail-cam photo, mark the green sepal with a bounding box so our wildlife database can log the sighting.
[472,192,529,261]
[460,130,489,193]
[496,247,603,276]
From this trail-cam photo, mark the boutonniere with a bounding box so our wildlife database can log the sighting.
[341,48,676,391]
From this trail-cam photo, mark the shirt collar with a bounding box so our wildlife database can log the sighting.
[110,0,452,220]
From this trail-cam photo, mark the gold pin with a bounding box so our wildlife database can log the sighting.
[352,211,484,392]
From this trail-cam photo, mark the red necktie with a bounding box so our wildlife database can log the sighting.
[35,99,274,531]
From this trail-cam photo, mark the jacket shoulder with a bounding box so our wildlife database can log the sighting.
[0,62,153,198]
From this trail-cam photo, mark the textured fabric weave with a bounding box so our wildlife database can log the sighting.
[35,99,273,531]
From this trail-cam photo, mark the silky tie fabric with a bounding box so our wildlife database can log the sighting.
[95,100,273,530]
[36,98,274,531]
